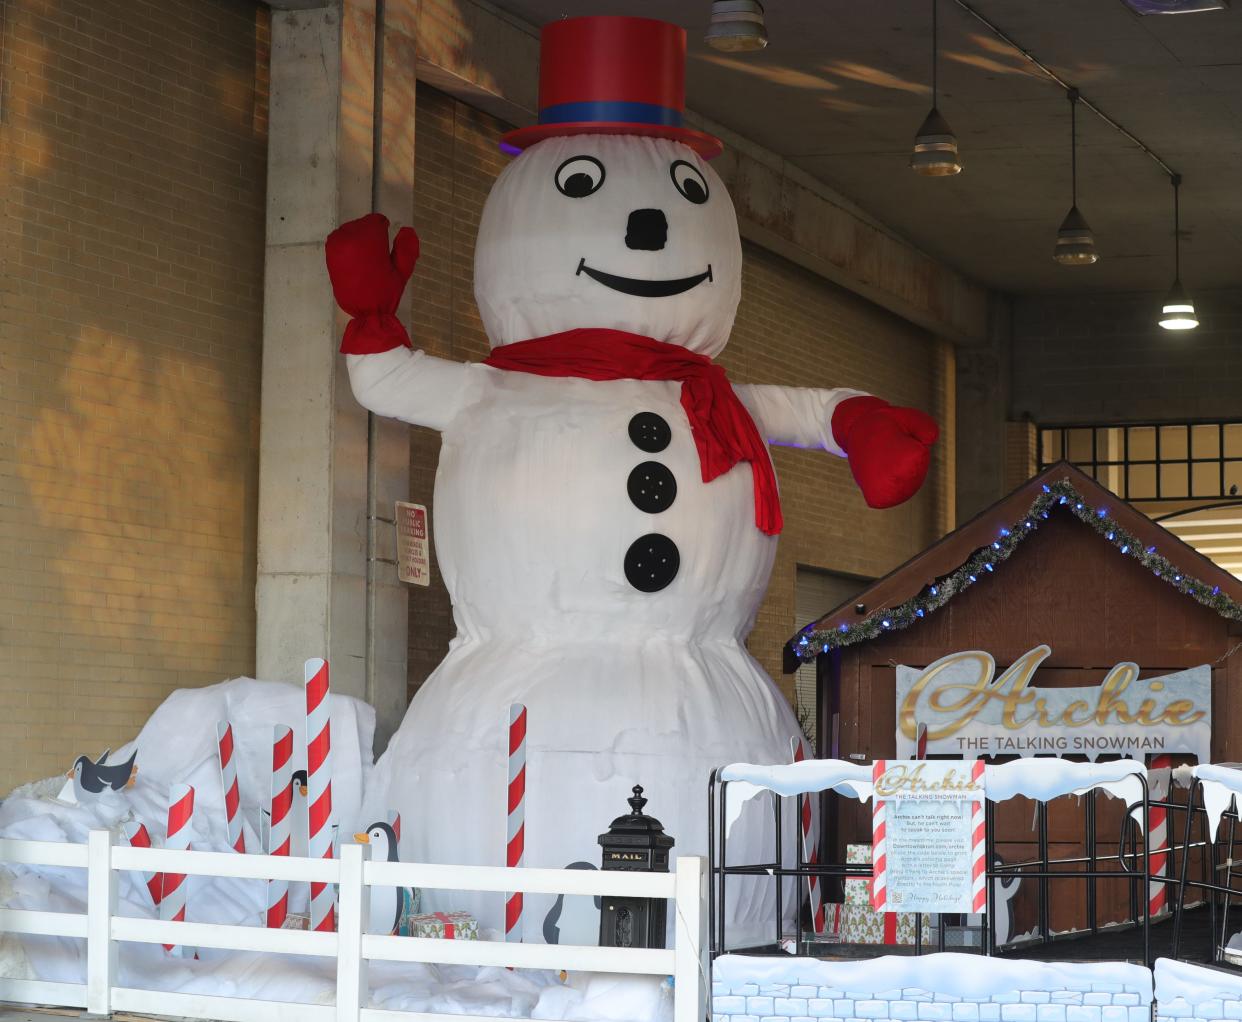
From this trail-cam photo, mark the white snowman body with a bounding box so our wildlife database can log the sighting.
[355,135,864,945]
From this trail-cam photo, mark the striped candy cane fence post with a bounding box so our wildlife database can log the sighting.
[122,821,164,909]
[790,737,825,935]
[267,725,295,929]
[505,703,527,943]
[870,760,887,911]
[1149,752,1173,918]
[160,783,195,956]
[971,759,987,913]
[216,721,246,854]
[305,658,337,933]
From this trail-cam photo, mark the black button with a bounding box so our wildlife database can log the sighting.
[627,461,677,514]
[624,534,680,593]
[628,412,671,453]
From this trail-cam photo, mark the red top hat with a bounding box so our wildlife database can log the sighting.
[500,16,723,160]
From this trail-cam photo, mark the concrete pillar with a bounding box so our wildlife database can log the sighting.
[257,1,413,753]
[955,293,1013,523]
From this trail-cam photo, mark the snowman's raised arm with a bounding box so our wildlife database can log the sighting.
[326,214,476,430]
[734,383,869,456]
[735,383,941,509]
[346,350,475,432]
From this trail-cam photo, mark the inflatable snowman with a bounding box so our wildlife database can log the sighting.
[328,16,938,944]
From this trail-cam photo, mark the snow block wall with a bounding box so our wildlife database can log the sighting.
[1155,958,1242,1022]
[712,954,1153,1022]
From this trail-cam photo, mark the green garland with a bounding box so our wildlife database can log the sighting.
[792,477,1242,661]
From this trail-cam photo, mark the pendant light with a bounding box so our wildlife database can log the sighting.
[1159,174,1198,330]
[911,0,962,176]
[1053,88,1098,265]
[705,1,768,52]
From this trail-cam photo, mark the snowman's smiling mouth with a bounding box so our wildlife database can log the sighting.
[576,258,713,298]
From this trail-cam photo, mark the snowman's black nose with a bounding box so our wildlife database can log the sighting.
[625,208,668,251]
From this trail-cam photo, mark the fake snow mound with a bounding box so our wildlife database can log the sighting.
[714,953,1153,1000]
[1154,957,1242,1006]
[1193,763,1242,837]
[0,679,672,1021]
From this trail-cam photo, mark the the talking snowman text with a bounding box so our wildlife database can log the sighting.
[328,16,938,943]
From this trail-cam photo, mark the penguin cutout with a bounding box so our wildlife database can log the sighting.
[291,769,310,858]
[542,861,601,945]
[966,855,1021,947]
[67,748,138,803]
[354,821,411,936]
[990,855,1022,946]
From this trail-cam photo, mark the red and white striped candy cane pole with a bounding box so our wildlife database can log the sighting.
[305,657,337,933]
[790,737,825,934]
[266,725,294,929]
[970,759,987,913]
[122,821,164,909]
[915,722,928,760]
[1148,752,1173,918]
[160,783,195,956]
[216,721,246,854]
[870,760,887,911]
[505,703,526,943]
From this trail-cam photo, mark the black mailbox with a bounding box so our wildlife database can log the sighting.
[597,785,674,949]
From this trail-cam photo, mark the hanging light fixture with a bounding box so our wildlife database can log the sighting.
[1053,88,1098,265]
[1159,174,1198,330]
[705,1,768,52]
[911,0,962,176]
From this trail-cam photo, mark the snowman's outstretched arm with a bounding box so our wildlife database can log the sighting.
[734,383,869,456]
[736,383,940,509]
[325,214,472,430]
[345,349,473,432]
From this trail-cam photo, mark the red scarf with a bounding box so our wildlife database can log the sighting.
[483,329,782,536]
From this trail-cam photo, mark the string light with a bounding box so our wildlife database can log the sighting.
[790,477,1242,660]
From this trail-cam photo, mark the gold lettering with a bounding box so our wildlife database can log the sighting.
[1162,699,1206,726]
[1095,664,1138,725]
[1062,700,1094,725]
[901,647,1207,741]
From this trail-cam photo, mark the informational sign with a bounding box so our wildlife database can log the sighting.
[896,645,1210,761]
[871,760,984,915]
[395,501,430,587]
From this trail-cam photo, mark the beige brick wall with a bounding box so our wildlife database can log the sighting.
[406,84,954,701]
[0,0,269,790]
[1004,419,1039,492]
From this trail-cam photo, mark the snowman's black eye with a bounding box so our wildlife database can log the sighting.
[555,156,605,198]
[670,160,709,204]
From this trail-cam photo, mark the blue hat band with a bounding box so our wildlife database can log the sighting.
[538,100,683,129]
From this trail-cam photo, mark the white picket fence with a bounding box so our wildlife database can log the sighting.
[0,830,708,1022]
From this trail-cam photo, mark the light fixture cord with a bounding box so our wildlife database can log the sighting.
[1172,174,1182,281]
[932,0,938,106]
[1069,88,1078,208]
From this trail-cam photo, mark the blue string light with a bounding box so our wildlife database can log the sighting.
[795,477,1242,658]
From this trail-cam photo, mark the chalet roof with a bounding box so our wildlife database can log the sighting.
[783,461,1242,673]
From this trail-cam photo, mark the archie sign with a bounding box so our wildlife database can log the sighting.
[871,760,984,915]
[896,645,1210,761]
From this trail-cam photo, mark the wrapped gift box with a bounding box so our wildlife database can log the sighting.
[402,910,478,940]
[844,842,873,906]
[840,903,934,945]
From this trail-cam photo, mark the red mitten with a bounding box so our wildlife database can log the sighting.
[325,213,420,354]
[831,395,940,509]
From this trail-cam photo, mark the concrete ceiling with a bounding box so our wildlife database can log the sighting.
[492,0,1242,296]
